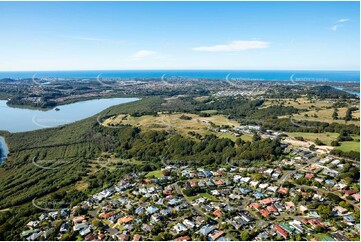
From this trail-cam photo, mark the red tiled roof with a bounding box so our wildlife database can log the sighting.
[267,205,278,213]
[118,216,133,224]
[259,198,274,205]
[259,209,270,217]
[305,173,314,179]
[248,203,261,210]
[213,209,223,217]
[174,236,191,241]
[275,224,288,239]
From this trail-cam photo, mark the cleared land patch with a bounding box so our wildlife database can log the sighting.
[102,113,240,138]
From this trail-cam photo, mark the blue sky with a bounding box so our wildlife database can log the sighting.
[0,1,359,71]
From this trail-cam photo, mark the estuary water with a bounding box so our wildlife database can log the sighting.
[0,97,139,162]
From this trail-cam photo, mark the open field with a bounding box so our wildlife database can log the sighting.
[285,132,360,152]
[145,170,164,178]
[219,133,252,142]
[187,193,218,202]
[336,141,360,153]
[262,97,334,110]
[288,107,360,126]
[285,132,339,146]
[103,113,240,138]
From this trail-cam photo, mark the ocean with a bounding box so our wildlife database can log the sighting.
[0,70,359,82]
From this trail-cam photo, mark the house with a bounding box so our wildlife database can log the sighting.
[132,234,142,241]
[79,227,91,236]
[211,190,220,196]
[135,207,145,215]
[250,181,259,187]
[344,215,355,224]
[26,231,43,241]
[305,173,314,179]
[264,169,273,176]
[253,191,265,199]
[73,223,88,231]
[259,183,269,190]
[289,220,304,233]
[42,228,54,239]
[174,236,191,241]
[342,190,357,196]
[285,202,295,211]
[299,205,308,214]
[278,187,288,195]
[209,230,224,241]
[160,208,172,216]
[267,205,278,214]
[325,179,336,186]
[239,188,252,195]
[150,214,162,223]
[141,224,153,233]
[146,206,159,214]
[207,180,216,187]
[259,209,270,218]
[72,215,86,224]
[240,177,251,183]
[267,186,278,193]
[116,233,130,241]
[199,225,215,236]
[259,198,274,206]
[274,224,288,239]
[352,193,360,202]
[26,221,39,228]
[213,209,223,218]
[59,223,69,233]
[214,179,224,186]
[272,173,281,179]
[279,223,295,234]
[183,219,195,229]
[333,206,348,216]
[203,170,213,178]
[274,202,283,212]
[118,216,133,224]
[248,203,261,210]
[174,223,188,233]
[308,219,324,228]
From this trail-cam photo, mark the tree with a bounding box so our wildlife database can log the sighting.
[314,138,324,146]
[332,110,339,120]
[317,205,332,219]
[331,140,340,146]
[240,230,250,241]
[252,133,261,142]
[345,108,353,121]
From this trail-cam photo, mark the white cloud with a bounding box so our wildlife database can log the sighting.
[331,24,342,31]
[193,40,270,52]
[337,18,350,23]
[331,19,350,31]
[131,50,156,59]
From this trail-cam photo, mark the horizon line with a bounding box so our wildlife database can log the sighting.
[0,69,360,72]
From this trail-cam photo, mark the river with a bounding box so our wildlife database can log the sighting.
[0,97,139,163]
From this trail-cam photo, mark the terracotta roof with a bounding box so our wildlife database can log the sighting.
[259,198,274,205]
[132,234,142,241]
[118,216,133,224]
[305,173,314,179]
[248,203,261,210]
[174,236,191,241]
[213,209,223,217]
[267,205,278,213]
[274,224,288,239]
[259,209,270,217]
